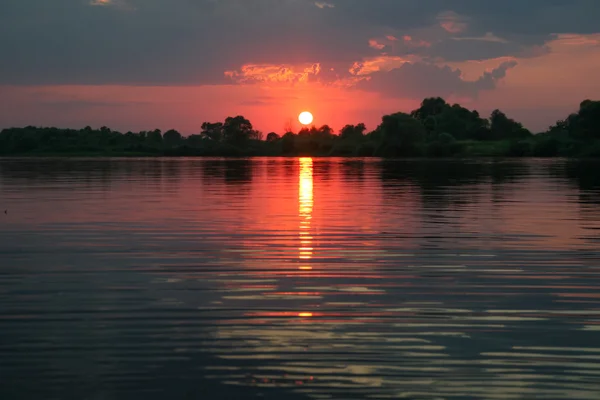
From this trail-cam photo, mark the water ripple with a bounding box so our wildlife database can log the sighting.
[1,157,600,399]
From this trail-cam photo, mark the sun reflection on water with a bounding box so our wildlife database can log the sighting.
[299,158,314,263]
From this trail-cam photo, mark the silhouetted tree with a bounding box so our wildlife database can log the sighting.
[376,112,427,156]
[163,129,183,148]
[283,119,294,135]
[201,122,223,141]
[2,96,600,158]
[575,100,600,140]
[281,132,295,154]
[411,97,448,120]
[410,97,489,140]
[252,131,264,141]
[266,132,280,142]
[490,109,531,140]
[223,116,254,143]
[316,125,334,137]
[186,134,204,148]
[147,129,163,145]
[298,127,311,137]
[340,123,366,140]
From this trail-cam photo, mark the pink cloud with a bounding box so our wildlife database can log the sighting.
[349,55,418,76]
[369,39,386,50]
[437,11,469,34]
[403,35,432,48]
[224,63,323,85]
[89,0,133,10]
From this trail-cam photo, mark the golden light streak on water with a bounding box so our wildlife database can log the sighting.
[298,157,314,261]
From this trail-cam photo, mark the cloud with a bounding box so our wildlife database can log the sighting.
[89,0,133,10]
[428,36,526,62]
[224,61,366,89]
[349,55,417,76]
[402,35,432,49]
[358,60,518,99]
[437,10,468,34]
[553,33,600,47]
[225,63,323,85]
[223,50,518,102]
[367,35,431,54]
[453,32,508,44]
[89,0,111,6]
[369,39,386,50]
[0,0,599,88]
[314,1,335,9]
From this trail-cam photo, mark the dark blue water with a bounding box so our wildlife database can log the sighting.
[1,157,600,399]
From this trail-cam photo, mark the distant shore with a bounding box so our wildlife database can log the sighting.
[2,97,599,158]
[1,138,598,158]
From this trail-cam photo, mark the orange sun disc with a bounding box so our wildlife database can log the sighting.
[298,111,314,125]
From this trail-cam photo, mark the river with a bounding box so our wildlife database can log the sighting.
[1,157,600,399]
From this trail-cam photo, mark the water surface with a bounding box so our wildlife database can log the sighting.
[1,157,600,399]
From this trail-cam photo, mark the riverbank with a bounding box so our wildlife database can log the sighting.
[2,97,599,158]
[2,138,600,158]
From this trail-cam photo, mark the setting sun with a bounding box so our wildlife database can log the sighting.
[298,111,314,125]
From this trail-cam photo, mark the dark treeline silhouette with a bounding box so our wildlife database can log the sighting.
[2,97,600,157]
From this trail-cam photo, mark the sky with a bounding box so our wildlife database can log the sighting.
[1,0,600,135]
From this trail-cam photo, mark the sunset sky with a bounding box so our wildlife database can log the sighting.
[1,0,600,135]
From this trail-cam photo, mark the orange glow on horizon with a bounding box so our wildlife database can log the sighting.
[6,32,600,135]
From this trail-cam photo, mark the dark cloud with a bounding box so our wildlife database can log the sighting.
[334,0,600,39]
[428,37,526,62]
[358,61,518,99]
[0,0,599,85]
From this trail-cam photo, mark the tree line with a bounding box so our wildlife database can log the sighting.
[1,97,599,157]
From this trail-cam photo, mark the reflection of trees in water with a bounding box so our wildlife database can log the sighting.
[153,160,182,193]
[561,160,600,231]
[224,159,253,184]
[0,158,256,192]
[0,158,257,193]
[488,160,530,204]
[549,159,600,205]
[0,158,186,191]
[382,159,528,186]
[380,159,529,207]
[161,160,182,179]
[382,160,498,210]
[564,160,600,192]
[201,158,254,187]
[201,159,225,182]
[282,159,297,178]
[489,160,530,185]
[382,159,483,189]
[541,159,600,253]
[312,159,333,182]
[545,159,600,192]
[340,159,366,183]
[266,159,281,179]
[379,159,532,243]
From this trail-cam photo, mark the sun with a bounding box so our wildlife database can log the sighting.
[298,111,314,125]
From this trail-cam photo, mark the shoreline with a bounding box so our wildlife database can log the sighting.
[0,153,593,159]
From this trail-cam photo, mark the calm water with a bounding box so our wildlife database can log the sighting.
[1,157,600,400]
